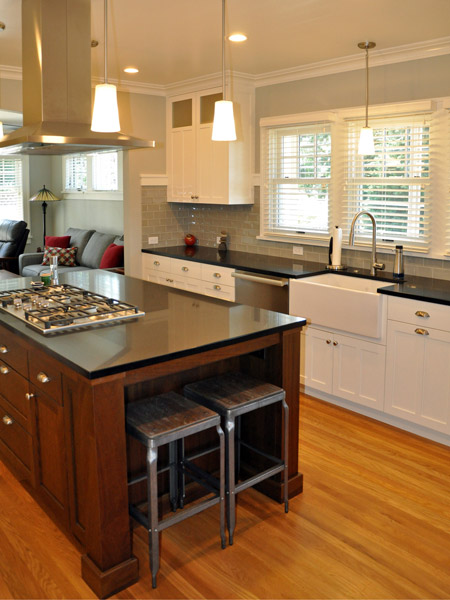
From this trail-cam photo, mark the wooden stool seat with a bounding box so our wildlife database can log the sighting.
[126,391,225,589]
[184,372,289,545]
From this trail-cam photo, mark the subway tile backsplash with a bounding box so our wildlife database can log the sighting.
[142,185,450,281]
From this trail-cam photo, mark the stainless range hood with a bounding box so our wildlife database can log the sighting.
[0,0,155,155]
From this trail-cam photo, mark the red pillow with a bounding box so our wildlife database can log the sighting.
[99,243,124,269]
[45,235,71,248]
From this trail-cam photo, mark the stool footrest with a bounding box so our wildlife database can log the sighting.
[183,459,221,495]
[239,439,285,464]
[235,463,285,494]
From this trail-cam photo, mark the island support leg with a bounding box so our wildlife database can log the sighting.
[79,376,139,598]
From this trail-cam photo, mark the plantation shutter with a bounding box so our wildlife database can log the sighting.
[343,114,432,252]
[65,155,87,191]
[92,152,118,191]
[0,158,23,220]
[261,121,332,240]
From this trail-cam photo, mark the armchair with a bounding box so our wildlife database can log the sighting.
[0,219,30,274]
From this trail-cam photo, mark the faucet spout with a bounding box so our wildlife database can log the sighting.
[348,211,385,276]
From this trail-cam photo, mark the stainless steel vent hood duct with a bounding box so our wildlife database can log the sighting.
[0,0,155,155]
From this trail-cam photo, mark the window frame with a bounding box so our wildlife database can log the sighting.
[0,155,30,228]
[62,150,123,201]
[259,98,450,260]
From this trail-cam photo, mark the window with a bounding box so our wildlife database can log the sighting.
[343,114,431,251]
[261,122,332,240]
[260,100,450,258]
[0,157,23,220]
[63,151,120,194]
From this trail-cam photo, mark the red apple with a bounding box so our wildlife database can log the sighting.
[184,234,197,246]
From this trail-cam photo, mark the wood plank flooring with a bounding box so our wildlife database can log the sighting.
[1,394,449,599]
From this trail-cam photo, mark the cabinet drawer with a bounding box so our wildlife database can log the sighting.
[201,264,235,286]
[0,361,32,431]
[0,325,28,375]
[171,258,202,280]
[202,282,235,302]
[388,296,450,332]
[147,254,172,272]
[0,395,33,473]
[29,351,62,405]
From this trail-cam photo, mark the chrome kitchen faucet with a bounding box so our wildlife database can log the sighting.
[348,211,385,276]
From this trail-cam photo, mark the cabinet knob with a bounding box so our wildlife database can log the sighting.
[182,266,189,272]
[25,392,35,400]
[37,371,51,383]
[415,328,429,336]
[0,345,8,354]
[0,365,10,375]
[214,285,221,290]
[190,195,195,200]
[213,272,221,278]
[415,310,430,318]
[326,339,332,344]
[2,415,13,426]
[153,260,160,266]
[333,341,338,346]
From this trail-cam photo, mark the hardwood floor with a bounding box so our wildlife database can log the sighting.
[1,394,450,599]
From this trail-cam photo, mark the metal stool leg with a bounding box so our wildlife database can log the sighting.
[235,415,241,481]
[282,398,289,513]
[147,445,160,589]
[225,415,236,545]
[216,424,226,549]
[168,441,178,512]
[177,437,185,509]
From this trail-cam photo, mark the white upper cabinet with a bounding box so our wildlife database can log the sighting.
[167,86,254,205]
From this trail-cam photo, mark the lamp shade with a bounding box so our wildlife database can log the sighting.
[212,100,237,141]
[358,126,375,155]
[29,184,60,203]
[91,83,121,132]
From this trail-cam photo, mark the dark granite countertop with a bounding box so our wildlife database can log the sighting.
[0,270,305,379]
[143,246,450,305]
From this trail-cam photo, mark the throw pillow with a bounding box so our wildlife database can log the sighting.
[99,243,124,269]
[41,246,78,267]
[44,235,71,248]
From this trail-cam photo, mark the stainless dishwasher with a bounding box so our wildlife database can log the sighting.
[232,270,290,313]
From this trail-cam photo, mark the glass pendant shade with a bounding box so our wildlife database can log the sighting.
[91,83,120,132]
[358,126,375,155]
[0,122,3,137]
[212,100,236,141]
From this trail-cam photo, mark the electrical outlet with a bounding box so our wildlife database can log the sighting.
[293,246,303,256]
[147,236,158,245]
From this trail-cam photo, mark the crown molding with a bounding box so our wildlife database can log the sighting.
[91,76,166,96]
[253,36,450,88]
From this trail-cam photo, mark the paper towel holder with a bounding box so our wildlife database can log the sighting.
[326,227,347,271]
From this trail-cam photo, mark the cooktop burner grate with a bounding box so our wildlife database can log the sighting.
[0,284,145,334]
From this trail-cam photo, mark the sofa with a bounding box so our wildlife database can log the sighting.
[19,227,124,277]
[0,219,30,274]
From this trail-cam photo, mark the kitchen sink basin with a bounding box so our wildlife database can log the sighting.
[289,273,392,338]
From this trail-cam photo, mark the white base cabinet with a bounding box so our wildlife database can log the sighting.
[301,326,386,410]
[385,297,450,434]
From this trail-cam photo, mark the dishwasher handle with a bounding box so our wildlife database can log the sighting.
[232,271,288,287]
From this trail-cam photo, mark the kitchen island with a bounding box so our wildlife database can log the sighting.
[0,270,305,598]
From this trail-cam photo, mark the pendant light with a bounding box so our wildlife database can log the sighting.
[212,0,236,141]
[91,0,120,132]
[358,41,376,155]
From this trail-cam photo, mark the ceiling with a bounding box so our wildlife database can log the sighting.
[0,0,449,88]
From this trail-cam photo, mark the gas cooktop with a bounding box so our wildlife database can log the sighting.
[0,284,145,334]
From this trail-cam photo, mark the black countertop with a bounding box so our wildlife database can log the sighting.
[0,270,305,379]
[143,246,450,305]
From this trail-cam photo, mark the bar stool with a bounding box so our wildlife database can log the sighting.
[184,372,288,545]
[126,391,226,588]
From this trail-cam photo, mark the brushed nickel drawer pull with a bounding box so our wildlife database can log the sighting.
[153,260,160,266]
[326,339,331,344]
[182,266,189,272]
[214,285,221,290]
[213,272,221,278]
[415,310,430,318]
[0,365,10,375]
[0,345,8,354]
[2,415,13,426]
[37,371,51,383]
[166,278,173,283]
[25,392,35,400]
[415,328,429,336]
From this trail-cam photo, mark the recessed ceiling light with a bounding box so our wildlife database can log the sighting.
[228,33,247,43]
[124,67,139,74]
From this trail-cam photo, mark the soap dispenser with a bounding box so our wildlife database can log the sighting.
[393,245,404,279]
